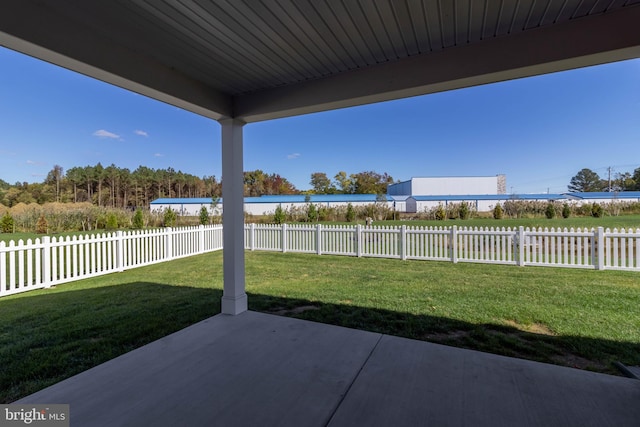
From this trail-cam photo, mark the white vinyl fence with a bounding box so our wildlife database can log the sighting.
[2,223,639,298]
[244,223,640,271]
[0,225,223,297]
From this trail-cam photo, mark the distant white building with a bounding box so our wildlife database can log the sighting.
[150,194,394,216]
[388,175,507,196]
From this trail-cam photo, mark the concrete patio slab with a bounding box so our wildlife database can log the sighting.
[329,334,640,427]
[17,311,382,427]
[17,311,640,426]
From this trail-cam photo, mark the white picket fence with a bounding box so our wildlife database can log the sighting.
[2,223,639,298]
[0,225,224,297]
[244,223,640,270]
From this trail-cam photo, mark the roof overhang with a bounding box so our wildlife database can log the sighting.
[1,1,639,124]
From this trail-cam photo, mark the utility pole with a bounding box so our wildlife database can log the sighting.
[608,166,612,192]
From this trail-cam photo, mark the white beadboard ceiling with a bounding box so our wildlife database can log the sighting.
[1,0,639,122]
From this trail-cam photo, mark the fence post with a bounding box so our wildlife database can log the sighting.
[250,223,256,251]
[282,223,288,253]
[42,236,51,288]
[451,226,458,263]
[116,231,125,272]
[518,226,525,267]
[356,224,362,257]
[199,225,205,254]
[596,227,605,270]
[317,224,322,255]
[166,227,173,261]
[400,225,407,260]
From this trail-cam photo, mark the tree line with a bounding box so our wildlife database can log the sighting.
[0,164,222,208]
[0,164,396,208]
[568,167,640,192]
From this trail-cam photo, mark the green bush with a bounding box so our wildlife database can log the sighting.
[493,203,503,220]
[198,206,210,225]
[562,203,571,219]
[458,202,470,220]
[434,205,446,221]
[0,212,14,233]
[132,208,144,229]
[306,203,318,222]
[163,208,177,227]
[545,202,556,219]
[345,203,355,222]
[591,203,603,218]
[106,213,118,230]
[273,205,285,224]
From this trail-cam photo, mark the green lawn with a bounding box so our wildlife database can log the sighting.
[1,250,639,403]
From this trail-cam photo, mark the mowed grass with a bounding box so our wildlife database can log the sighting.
[1,250,640,403]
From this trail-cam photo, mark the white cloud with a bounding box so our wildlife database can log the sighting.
[26,160,44,165]
[93,129,121,139]
[287,153,301,160]
[154,153,164,157]
[134,130,148,137]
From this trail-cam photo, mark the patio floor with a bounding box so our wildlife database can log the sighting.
[17,311,640,426]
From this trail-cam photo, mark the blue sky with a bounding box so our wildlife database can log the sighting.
[1,46,639,194]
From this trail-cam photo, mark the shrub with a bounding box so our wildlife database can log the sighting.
[562,203,571,219]
[545,202,556,219]
[106,213,118,230]
[132,208,144,229]
[306,203,318,222]
[591,203,603,218]
[36,214,48,234]
[198,206,210,225]
[345,203,355,222]
[493,203,503,220]
[163,208,177,227]
[434,204,446,221]
[0,212,14,233]
[273,205,285,224]
[458,202,470,220]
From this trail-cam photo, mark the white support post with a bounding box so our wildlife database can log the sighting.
[220,118,248,315]
[400,225,407,260]
[356,225,362,257]
[165,227,173,261]
[282,223,288,253]
[596,226,605,270]
[250,223,256,251]
[198,225,205,254]
[451,226,458,263]
[42,236,51,288]
[116,230,124,272]
[518,226,525,267]
[316,224,322,255]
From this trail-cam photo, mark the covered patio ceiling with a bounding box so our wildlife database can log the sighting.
[1,0,639,123]
[2,0,640,314]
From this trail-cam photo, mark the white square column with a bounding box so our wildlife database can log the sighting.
[220,118,247,315]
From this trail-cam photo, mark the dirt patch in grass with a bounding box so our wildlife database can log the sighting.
[502,320,556,336]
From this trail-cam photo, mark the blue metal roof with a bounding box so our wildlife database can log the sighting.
[151,198,219,204]
[151,194,392,205]
[247,194,392,203]
[565,192,640,200]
